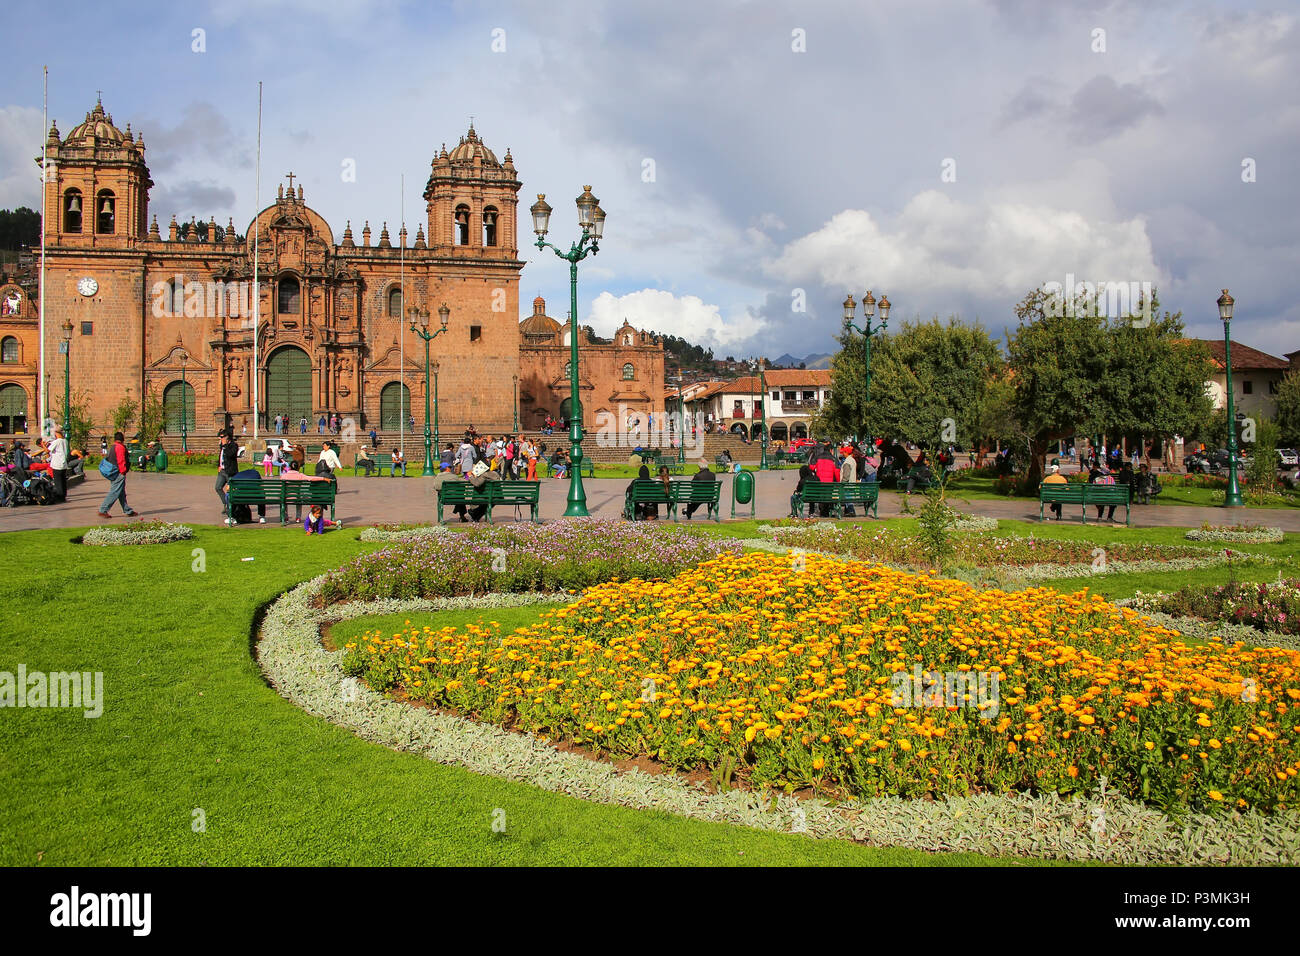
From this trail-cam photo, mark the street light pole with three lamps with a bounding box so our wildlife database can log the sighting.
[842,291,891,442]
[408,303,450,477]
[529,186,606,517]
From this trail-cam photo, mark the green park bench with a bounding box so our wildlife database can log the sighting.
[437,479,541,524]
[774,448,807,466]
[666,479,722,522]
[624,479,673,520]
[1039,482,1130,525]
[793,481,880,519]
[542,458,594,478]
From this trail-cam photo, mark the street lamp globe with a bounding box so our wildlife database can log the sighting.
[863,290,876,319]
[438,302,450,330]
[842,294,856,327]
[591,205,606,240]
[61,319,73,343]
[530,194,552,237]
[576,186,598,230]
[1218,289,1234,323]
[878,294,891,326]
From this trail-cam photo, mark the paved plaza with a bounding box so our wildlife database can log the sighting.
[6,469,1299,532]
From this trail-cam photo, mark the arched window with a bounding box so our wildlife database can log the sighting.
[63,189,83,233]
[96,190,116,234]
[454,204,470,245]
[482,206,498,247]
[160,279,184,317]
[388,287,403,317]
[379,382,410,430]
[621,362,635,380]
[277,276,300,314]
[162,381,196,433]
[1,336,18,363]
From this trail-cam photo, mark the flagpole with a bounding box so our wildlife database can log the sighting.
[252,81,261,440]
[38,66,48,435]
[400,174,404,456]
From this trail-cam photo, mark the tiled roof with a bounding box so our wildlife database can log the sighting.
[1195,339,1290,371]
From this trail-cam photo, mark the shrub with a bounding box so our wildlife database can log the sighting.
[82,521,194,546]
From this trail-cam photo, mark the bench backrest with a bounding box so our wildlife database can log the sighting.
[627,479,671,501]
[669,480,721,502]
[1085,484,1130,502]
[494,480,541,501]
[1040,483,1086,500]
[282,479,335,502]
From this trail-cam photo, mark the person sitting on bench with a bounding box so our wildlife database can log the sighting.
[683,462,717,519]
[355,446,377,476]
[390,447,407,477]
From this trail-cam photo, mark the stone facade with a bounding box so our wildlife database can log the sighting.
[517,295,665,438]
[5,98,536,439]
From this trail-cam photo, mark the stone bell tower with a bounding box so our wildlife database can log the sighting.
[423,123,521,257]
[41,96,152,249]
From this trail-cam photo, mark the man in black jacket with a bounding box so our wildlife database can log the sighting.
[216,430,239,515]
[683,462,717,518]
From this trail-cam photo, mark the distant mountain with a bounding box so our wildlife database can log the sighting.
[770,352,833,370]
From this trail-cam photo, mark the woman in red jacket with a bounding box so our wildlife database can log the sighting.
[98,431,138,518]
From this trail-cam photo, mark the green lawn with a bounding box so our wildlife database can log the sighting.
[1,526,1032,867]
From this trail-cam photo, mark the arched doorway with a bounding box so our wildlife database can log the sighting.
[162,381,196,435]
[791,421,808,439]
[729,422,749,438]
[558,396,581,426]
[770,422,789,443]
[266,347,312,427]
[0,383,27,433]
[380,382,410,431]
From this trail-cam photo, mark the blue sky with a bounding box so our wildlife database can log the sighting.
[2,0,1297,360]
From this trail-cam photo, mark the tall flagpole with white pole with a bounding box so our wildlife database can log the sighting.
[38,66,48,435]
[252,81,262,440]
[400,174,405,457]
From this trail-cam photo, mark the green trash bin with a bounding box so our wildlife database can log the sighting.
[731,468,755,518]
[154,447,169,473]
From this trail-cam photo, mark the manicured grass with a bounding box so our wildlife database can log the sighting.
[1,526,1033,866]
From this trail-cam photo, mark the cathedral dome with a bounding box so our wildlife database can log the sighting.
[66,99,129,145]
[520,312,561,337]
[447,124,499,165]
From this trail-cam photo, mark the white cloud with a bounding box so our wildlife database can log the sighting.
[763,188,1164,305]
[0,106,45,209]
[588,289,764,348]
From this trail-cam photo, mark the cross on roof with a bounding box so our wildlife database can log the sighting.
[285,171,296,190]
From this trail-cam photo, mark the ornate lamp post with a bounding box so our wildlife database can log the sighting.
[512,374,519,432]
[179,347,189,452]
[1219,289,1244,508]
[409,303,449,476]
[842,291,891,441]
[757,358,769,470]
[674,375,687,464]
[530,186,606,517]
[60,319,72,436]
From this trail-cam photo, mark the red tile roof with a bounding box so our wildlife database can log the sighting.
[1195,340,1290,371]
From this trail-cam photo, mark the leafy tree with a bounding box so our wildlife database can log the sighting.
[1245,415,1280,492]
[1274,369,1300,447]
[1007,287,1212,486]
[0,207,40,251]
[138,384,165,443]
[54,389,95,452]
[819,318,1003,449]
[110,395,138,436]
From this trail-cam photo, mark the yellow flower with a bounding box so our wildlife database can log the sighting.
[1208,790,1224,801]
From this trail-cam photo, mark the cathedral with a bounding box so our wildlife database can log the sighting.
[0,97,664,443]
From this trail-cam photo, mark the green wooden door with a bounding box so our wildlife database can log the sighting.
[380,382,409,431]
[266,347,312,425]
[0,383,27,433]
[162,381,196,434]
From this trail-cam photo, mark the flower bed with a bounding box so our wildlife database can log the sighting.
[1185,524,1284,544]
[82,521,194,546]
[342,551,1300,815]
[358,524,450,542]
[1128,579,1300,638]
[764,523,1207,568]
[321,518,741,602]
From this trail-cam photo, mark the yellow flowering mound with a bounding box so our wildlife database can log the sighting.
[342,552,1300,813]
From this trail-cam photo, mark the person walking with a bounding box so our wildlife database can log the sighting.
[97,431,137,518]
[317,440,343,484]
[48,426,69,503]
[216,430,239,522]
[299,416,307,435]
